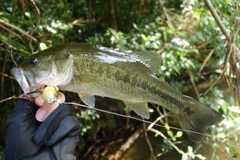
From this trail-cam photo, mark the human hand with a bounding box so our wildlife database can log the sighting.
[5,93,80,160]
[34,92,65,122]
[18,92,66,122]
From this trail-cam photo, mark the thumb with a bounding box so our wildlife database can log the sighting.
[35,92,65,122]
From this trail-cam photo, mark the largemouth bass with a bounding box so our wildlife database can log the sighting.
[12,42,223,142]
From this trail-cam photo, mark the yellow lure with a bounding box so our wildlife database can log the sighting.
[42,86,59,103]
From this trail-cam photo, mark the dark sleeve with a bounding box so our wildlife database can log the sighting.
[5,99,80,160]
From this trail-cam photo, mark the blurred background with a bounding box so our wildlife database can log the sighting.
[0,0,240,159]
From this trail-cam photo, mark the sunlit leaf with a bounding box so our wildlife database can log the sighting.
[167,130,174,138]
[196,154,206,160]
[175,131,183,138]
[0,35,30,54]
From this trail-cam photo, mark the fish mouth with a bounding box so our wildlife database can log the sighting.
[12,67,43,99]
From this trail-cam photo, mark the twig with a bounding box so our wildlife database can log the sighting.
[193,144,203,154]
[0,24,23,40]
[211,147,217,160]
[10,47,18,67]
[0,72,15,80]
[199,49,215,74]
[158,0,173,28]
[29,0,41,53]
[108,129,143,160]
[143,122,157,160]
[0,96,16,103]
[148,128,184,155]
[232,0,239,41]
[110,0,117,30]
[0,19,37,42]
[82,142,97,159]
[148,113,168,129]
[235,72,240,106]
[203,47,232,96]
[147,113,184,157]
[1,52,7,100]
[188,70,200,100]
[204,0,231,42]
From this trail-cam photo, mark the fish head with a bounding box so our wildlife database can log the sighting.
[12,47,74,99]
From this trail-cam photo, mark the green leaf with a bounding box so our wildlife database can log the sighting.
[181,153,188,160]
[221,100,229,114]
[187,146,193,154]
[233,152,239,158]
[0,12,30,25]
[175,131,183,138]
[124,105,131,112]
[167,131,174,138]
[46,26,57,34]
[24,12,31,18]
[0,35,8,42]
[0,35,30,55]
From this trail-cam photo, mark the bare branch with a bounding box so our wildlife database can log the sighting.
[0,19,37,42]
[143,122,157,160]
[158,0,173,27]
[188,70,200,100]
[29,0,41,53]
[0,24,23,40]
[148,128,184,155]
[0,96,16,103]
[204,0,231,42]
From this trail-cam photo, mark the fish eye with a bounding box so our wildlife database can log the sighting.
[29,58,38,66]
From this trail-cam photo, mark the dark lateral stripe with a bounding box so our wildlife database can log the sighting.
[104,66,185,109]
[139,81,185,109]
[149,86,185,109]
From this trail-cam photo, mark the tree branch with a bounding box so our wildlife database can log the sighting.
[0,19,37,42]
[158,0,173,27]
[204,0,231,42]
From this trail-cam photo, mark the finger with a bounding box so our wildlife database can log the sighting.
[35,92,66,122]
[36,103,58,122]
[34,94,45,107]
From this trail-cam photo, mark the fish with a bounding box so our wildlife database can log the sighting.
[12,42,223,142]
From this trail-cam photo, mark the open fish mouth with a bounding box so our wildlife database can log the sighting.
[12,67,43,99]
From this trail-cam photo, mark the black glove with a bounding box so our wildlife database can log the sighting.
[5,99,80,160]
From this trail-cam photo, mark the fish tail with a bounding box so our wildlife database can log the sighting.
[178,96,223,142]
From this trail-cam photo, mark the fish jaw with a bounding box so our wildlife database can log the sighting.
[12,67,43,99]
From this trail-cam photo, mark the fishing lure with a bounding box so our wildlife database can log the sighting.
[42,86,59,103]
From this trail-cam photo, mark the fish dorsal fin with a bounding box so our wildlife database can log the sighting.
[78,93,95,107]
[133,51,162,72]
[123,101,150,119]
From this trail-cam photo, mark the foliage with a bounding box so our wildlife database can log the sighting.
[0,0,240,159]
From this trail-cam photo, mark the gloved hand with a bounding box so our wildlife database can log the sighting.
[5,92,80,160]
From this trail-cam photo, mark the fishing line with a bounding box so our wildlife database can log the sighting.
[65,101,240,150]
[64,102,216,139]
[63,102,240,149]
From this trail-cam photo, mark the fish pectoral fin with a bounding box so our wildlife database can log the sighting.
[123,101,150,119]
[78,93,95,107]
